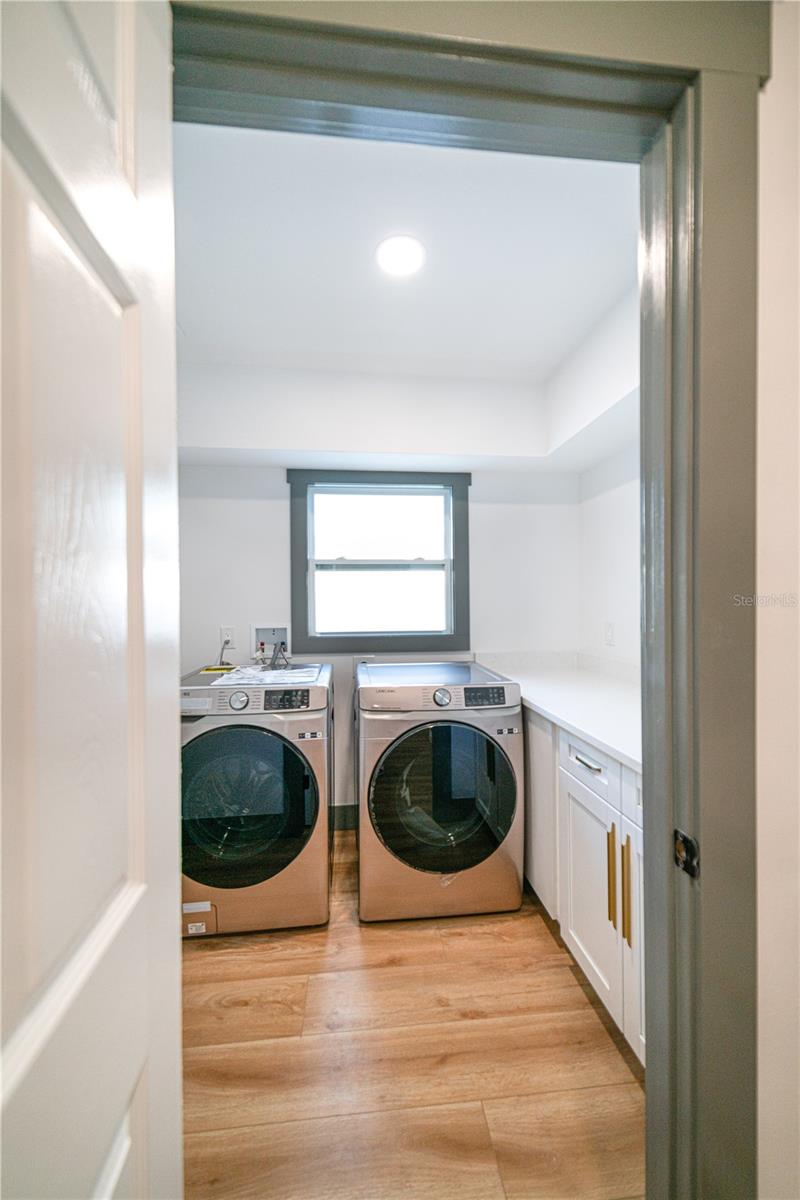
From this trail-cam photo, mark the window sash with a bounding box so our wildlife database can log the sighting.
[307,484,454,637]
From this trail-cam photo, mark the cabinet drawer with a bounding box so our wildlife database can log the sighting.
[622,766,643,828]
[559,729,621,809]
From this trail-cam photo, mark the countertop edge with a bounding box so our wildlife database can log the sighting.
[519,691,643,775]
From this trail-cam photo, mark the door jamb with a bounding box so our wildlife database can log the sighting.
[170,8,761,1195]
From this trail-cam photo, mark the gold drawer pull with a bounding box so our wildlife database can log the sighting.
[622,834,633,947]
[607,823,617,928]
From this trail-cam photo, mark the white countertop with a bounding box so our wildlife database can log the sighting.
[478,658,642,772]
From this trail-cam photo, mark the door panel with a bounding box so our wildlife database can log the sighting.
[2,159,132,1024]
[2,897,148,1199]
[2,4,180,1197]
[558,768,622,1024]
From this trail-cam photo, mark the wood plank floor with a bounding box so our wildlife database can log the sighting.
[183,832,645,1200]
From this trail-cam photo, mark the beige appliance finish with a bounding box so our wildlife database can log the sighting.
[357,663,524,922]
[181,665,332,935]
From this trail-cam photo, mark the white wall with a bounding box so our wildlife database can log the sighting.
[544,288,639,454]
[179,458,640,807]
[179,365,546,462]
[577,444,640,675]
[179,465,589,806]
[469,472,580,656]
[177,297,640,471]
[757,5,800,1196]
[179,467,290,673]
[179,466,583,676]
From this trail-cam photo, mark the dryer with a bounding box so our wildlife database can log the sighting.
[180,663,333,936]
[356,662,523,922]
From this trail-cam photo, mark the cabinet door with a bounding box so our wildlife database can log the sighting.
[524,710,558,918]
[621,817,646,1063]
[558,768,623,1024]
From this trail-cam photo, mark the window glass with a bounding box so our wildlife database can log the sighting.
[312,489,446,561]
[314,568,447,634]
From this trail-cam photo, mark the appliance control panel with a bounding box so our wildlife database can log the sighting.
[359,680,519,711]
[180,684,329,715]
[465,686,506,707]
[264,689,310,711]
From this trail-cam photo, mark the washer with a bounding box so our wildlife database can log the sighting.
[356,661,523,922]
[180,663,333,936]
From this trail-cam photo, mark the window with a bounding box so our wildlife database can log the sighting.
[288,470,470,654]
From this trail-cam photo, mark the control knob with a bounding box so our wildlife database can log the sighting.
[229,691,249,711]
[433,688,452,707]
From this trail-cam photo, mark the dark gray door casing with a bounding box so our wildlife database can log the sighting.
[171,5,767,1194]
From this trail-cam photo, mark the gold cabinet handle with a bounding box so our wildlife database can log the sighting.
[622,834,632,948]
[607,823,617,928]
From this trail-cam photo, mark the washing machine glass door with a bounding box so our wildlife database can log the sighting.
[368,721,516,874]
[182,725,319,889]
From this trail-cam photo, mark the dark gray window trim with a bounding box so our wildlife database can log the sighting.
[288,469,471,655]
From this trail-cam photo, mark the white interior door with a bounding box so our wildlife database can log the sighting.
[558,767,623,1024]
[2,4,182,1197]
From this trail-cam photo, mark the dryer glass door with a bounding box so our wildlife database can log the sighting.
[368,721,516,873]
[182,725,319,888]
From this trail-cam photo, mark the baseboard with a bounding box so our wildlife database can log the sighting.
[333,803,358,831]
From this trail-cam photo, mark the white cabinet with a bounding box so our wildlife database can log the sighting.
[524,704,644,1064]
[557,751,645,1064]
[523,710,558,919]
[621,816,646,1064]
[558,769,624,1025]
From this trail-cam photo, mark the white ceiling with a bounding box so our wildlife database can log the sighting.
[174,124,639,385]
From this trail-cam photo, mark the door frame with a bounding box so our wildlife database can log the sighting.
[170,6,765,1195]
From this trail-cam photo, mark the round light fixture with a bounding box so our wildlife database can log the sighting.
[375,234,426,278]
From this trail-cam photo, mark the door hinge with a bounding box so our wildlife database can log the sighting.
[674,829,699,878]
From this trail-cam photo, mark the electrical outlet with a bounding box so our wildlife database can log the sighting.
[219,626,236,649]
[604,622,616,647]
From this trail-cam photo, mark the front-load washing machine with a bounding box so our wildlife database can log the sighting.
[356,661,523,921]
[180,663,333,936]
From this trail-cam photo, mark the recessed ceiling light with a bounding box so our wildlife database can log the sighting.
[375,235,426,278]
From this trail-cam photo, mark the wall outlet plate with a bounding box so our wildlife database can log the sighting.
[251,625,290,656]
[219,625,236,649]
